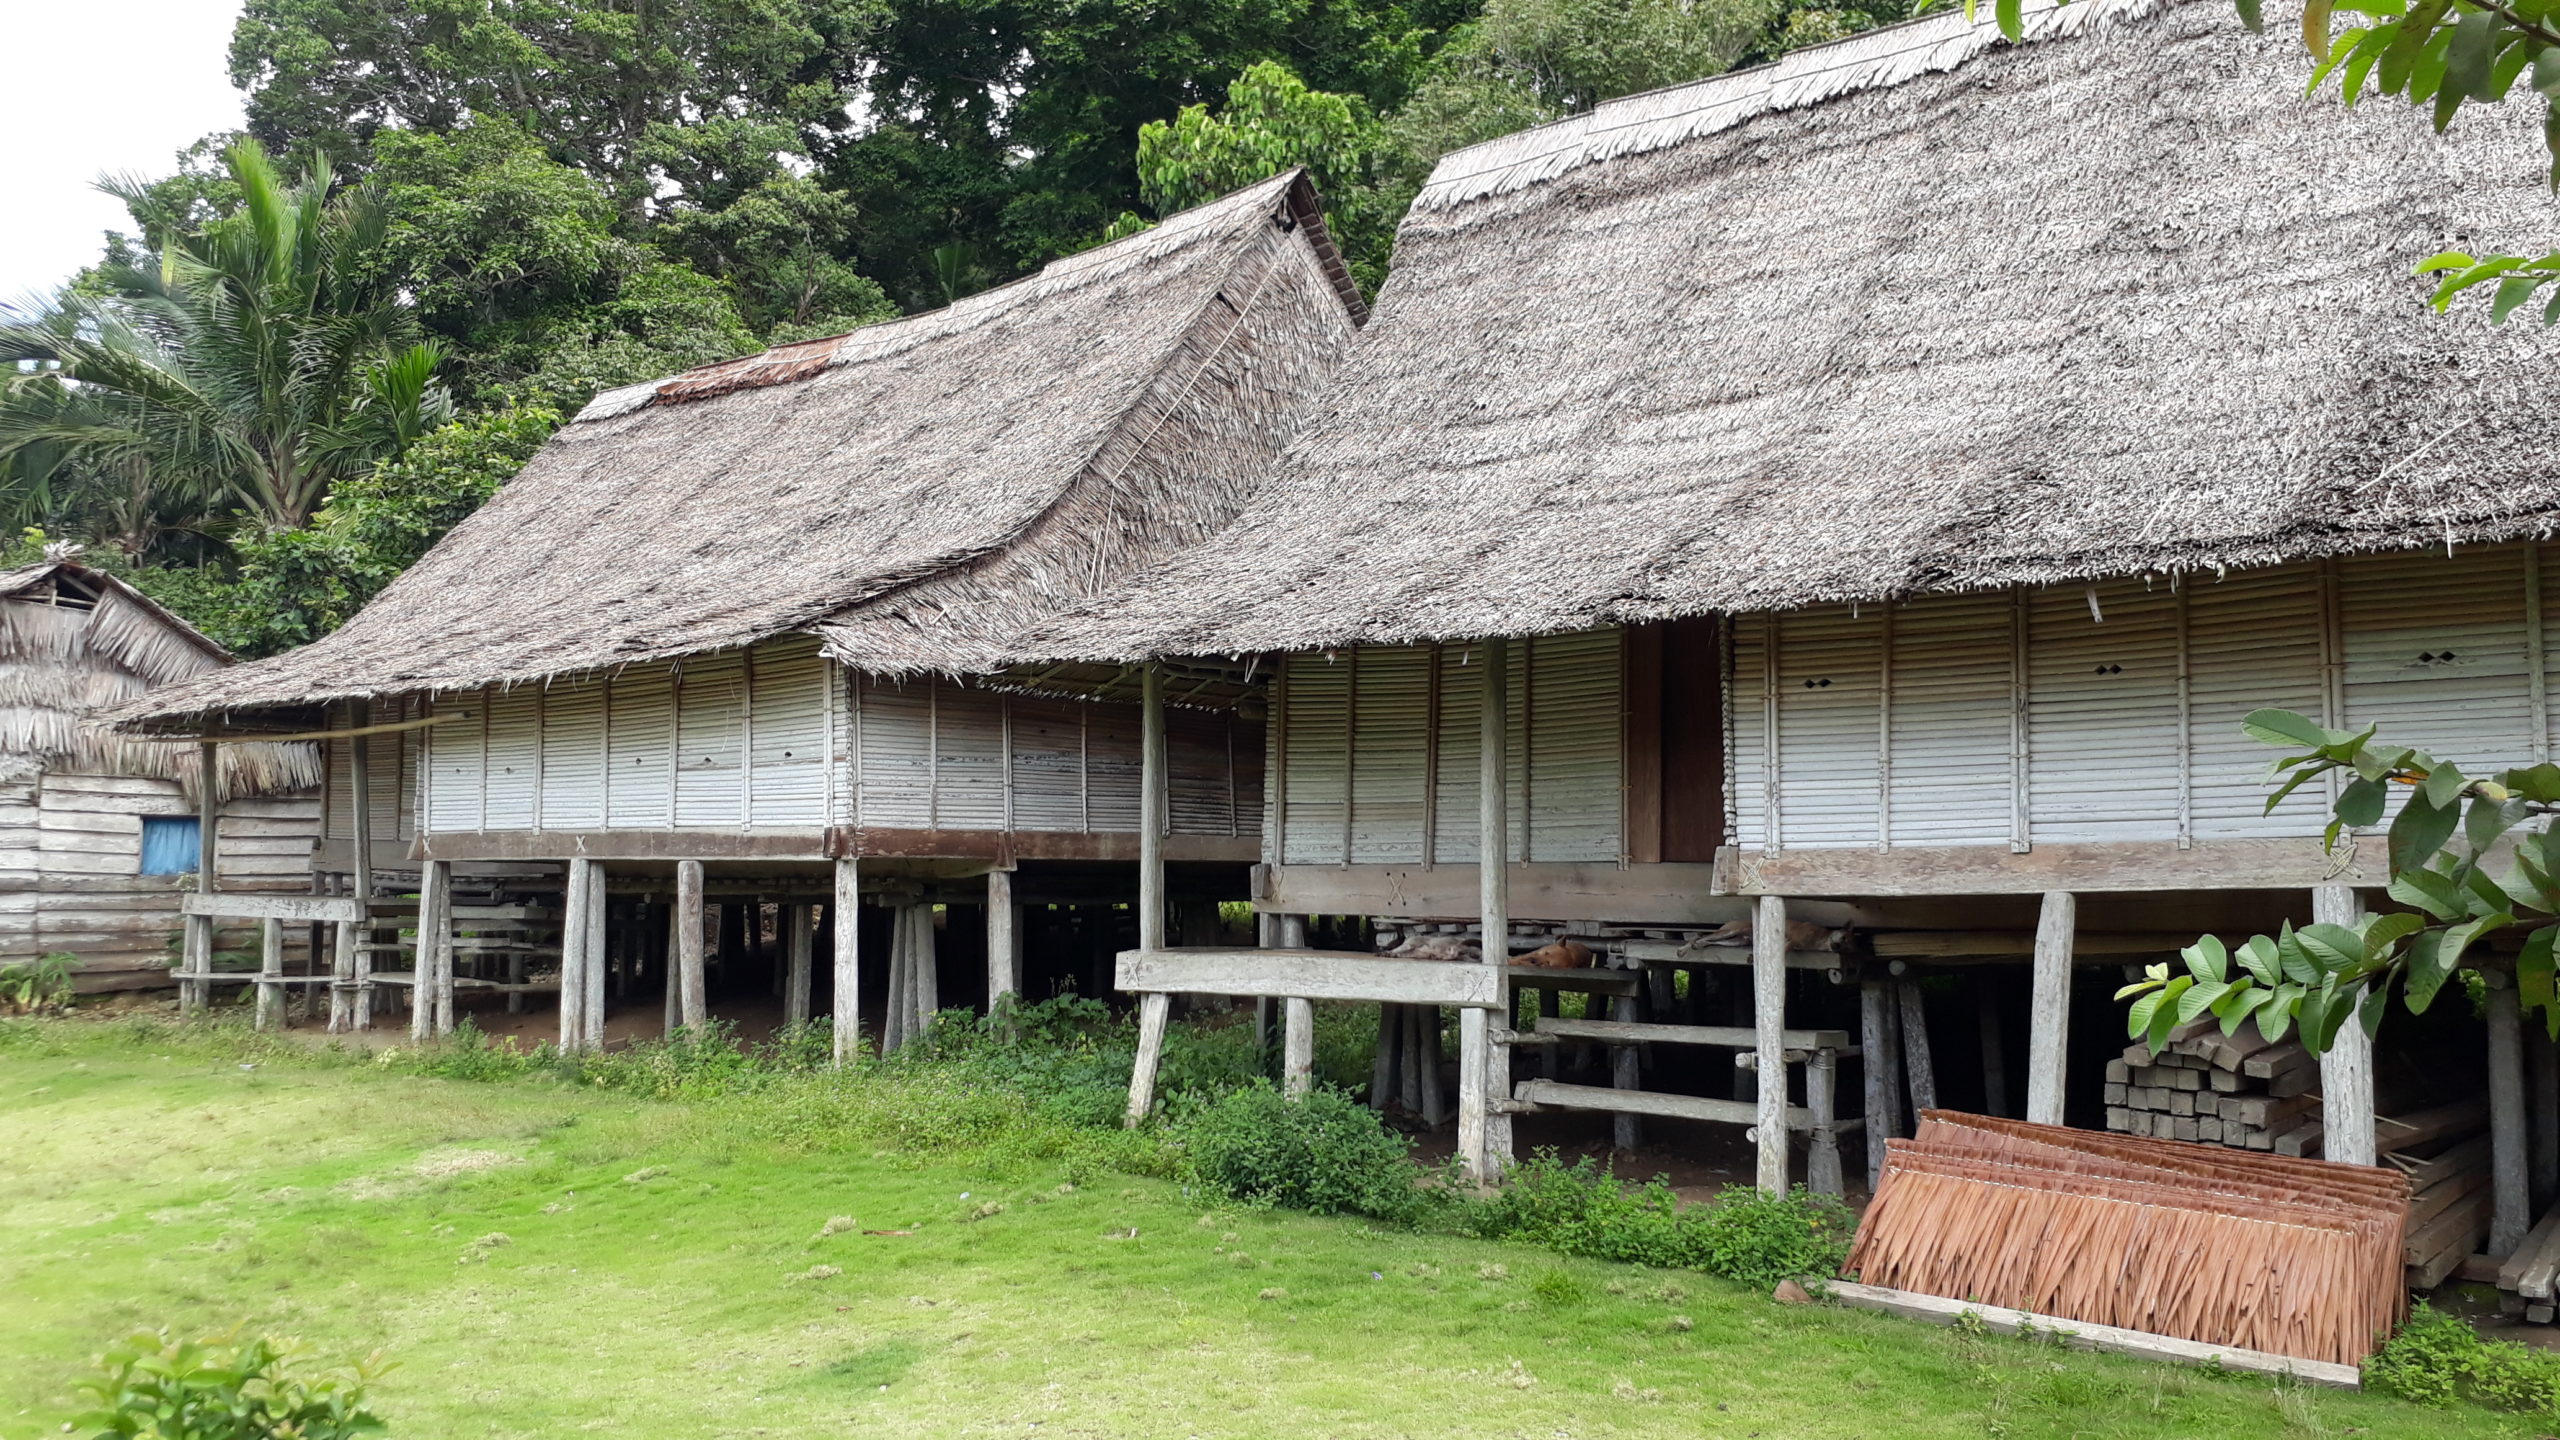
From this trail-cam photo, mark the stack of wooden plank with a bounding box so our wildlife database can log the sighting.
[2104,1023,2322,1153]
[1847,1112,2410,1368]
[2384,1100,2494,1292]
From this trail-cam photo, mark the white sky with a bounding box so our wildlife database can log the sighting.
[0,0,246,300]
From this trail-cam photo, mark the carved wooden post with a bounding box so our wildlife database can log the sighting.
[2025,889,2074,1126]
[1752,893,1789,1194]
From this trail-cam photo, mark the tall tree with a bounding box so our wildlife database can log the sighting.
[0,140,450,534]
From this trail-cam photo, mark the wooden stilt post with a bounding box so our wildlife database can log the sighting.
[1463,636,1511,1182]
[1898,980,1939,1114]
[2313,885,2377,1165]
[986,867,1020,1012]
[662,902,681,1032]
[1372,1002,1401,1111]
[1283,997,1316,1100]
[2491,976,2532,1256]
[329,919,357,1033]
[784,902,812,1026]
[1421,1005,1446,1127]
[347,704,375,1031]
[1752,894,1790,1193]
[255,918,283,1032]
[1808,1046,1843,1196]
[1860,981,1902,1189]
[1139,666,1166,954]
[1609,992,1643,1151]
[584,861,608,1050]
[1976,981,2008,1118]
[1128,991,1172,1122]
[830,857,860,1064]
[2025,890,2074,1126]
[422,860,453,1037]
[181,740,218,1013]
[676,859,708,1031]
[1398,1003,1424,1111]
[1255,911,1278,1072]
[560,858,593,1054]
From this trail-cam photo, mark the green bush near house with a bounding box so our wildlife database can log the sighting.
[2366,1303,2560,1418]
[1459,1151,1854,1286]
[1179,1081,1428,1221]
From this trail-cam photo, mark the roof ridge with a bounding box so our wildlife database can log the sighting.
[1413,0,2177,211]
[575,171,1308,424]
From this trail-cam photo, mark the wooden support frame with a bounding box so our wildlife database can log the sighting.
[411,860,452,1043]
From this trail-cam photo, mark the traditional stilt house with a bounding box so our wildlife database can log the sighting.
[996,0,2560,1251]
[115,171,1366,1052]
[0,555,319,995]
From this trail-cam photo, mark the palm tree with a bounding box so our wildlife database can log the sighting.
[0,139,450,535]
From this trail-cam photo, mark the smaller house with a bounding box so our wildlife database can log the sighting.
[0,555,320,994]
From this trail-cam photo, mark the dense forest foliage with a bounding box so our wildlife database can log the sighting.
[0,0,1904,658]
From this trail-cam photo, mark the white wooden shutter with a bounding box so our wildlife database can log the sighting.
[747,638,828,828]
[855,675,932,829]
[426,693,485,833]
[933,680,1008,831]
[674,650,746,829]
[1525,629,1622,861]
[1885,591,2013,848]
[2188,565,2326,839]
[483,687,540,830]
[2027,580,2182,844]
[1085,699,1142,833]
[1773,607,1881,849]
[1728,615,1772,851]
[1008,695,1086,832]
[2341,547,2535,772]
[1432,643,1482,863]
[1168,707,1238,837]
[1279,653,1349,863]
[1349,646,1431,864]
[539,676,607,830]
[606,663,676,829]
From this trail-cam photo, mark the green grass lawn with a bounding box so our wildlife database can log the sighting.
[0,1018,2540,1439]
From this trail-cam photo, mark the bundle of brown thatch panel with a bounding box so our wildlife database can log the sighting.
[1845,1112,2411,1368]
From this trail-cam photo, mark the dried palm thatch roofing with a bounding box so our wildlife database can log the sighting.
[119,170,1365,731]
[1003,0,2560,662]
[0,562,317,797]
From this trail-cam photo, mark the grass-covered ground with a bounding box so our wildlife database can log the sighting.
[0,1015,2541,1439]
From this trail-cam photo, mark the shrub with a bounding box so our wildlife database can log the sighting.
[1458,1152,1852,1286]
[0,952,75,1014]
[2367,1304,2560,1416]
[1179,1082,1425,1221]
[74,1330,385,1438]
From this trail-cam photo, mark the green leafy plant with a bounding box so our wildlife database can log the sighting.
[1460,1153,1854,1285]
[1177,1081,1426,1221]
[2367,1303,2560,1414]
[72,1329,386,1439]
[0,952,75,1015]
[2121,707,2560,1054]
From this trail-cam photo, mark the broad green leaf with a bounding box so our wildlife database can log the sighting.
[2360,910,2426,955]
[2489,30,2536,100]
[2391,788,2462,875]
[2468,864,2520,916]
[2417,250,2482,274]
[2441,912,2514,974]
[2510,761,2560,803]
[2423,758,2469,810]
[2182,935,2230,982]
[2277,923,2323,985]
[2494,274,2544,322]
[2520,924,2558,1011]
[2298,0,2325,46]
[2360,980,2392,1039]
[2467,792,2530,852]
[2256,983,2304,1042]
[2337,776,2388,828]
[2295,921,2366,975]
[1996,0,2022,41]
[2211,979,2260,1034]
[2127,988,2166,1039]
[2389,864,2464,919]
[2243,708,2330,749]
[2237,935,2285,986]
[2381,0,2451,95]
[2264,763,2331,816]
[2178,978,2230,1025]
[2305,984,2356,1054]
[2149,976,2192,1051]
[2444,9,2496,104]
[2238,0,2266,30]
[2405,928,2455,1011]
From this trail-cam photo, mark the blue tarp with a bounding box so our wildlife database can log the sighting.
[140,816,200,875]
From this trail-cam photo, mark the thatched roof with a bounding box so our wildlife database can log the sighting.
[120,170,1364,730]
[0,561,317,797]
[1001,0,2560,662]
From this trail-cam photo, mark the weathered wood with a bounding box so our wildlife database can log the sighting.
[1824,1282,2361,1388]
[2494,1200,2560,1295]
[416,829,834,862]
[1861,980,1901,1189]
[1458,1004,1490,1181]
[1807,1043,1842,1196]
[1722,836,2383,897]
[677,859,709,1032]
[1898,979,1939,1114]
[411,861,443,1042]
[836,827,1258,864]
[560,858,593,1054]
[1506,963,1646,994]
[422,860,454,1037]
[1115,949,1505,1007]
[1513,1079,1821,1129]
[189,712,459,745]
[1371,1002,1401,1112]
[2491,980,2532,1256]
[2397,1132,2494,1194]
[1138,665,1167,954]
[2025,890,2073,1126]
[1478,636,1512,1181]
[985,867,1020,1007]
[327,919,357,1032]
[1609,994,1643,1150]
[2407,1187,2497,1279]
[1266,861,1770,928]
[1284,996,1316,1100]
[1753,893,1789,1194]
[830,857,859,1063]
[1531,1016,1852,1050]
[2313,885,2377,1165]
[1127,990,1172,1123]
[583,859,607,1049]
[181,893,367,923]
[1873,929,2198,960]
[255,918,284,1032]
[783,902,812,1026]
